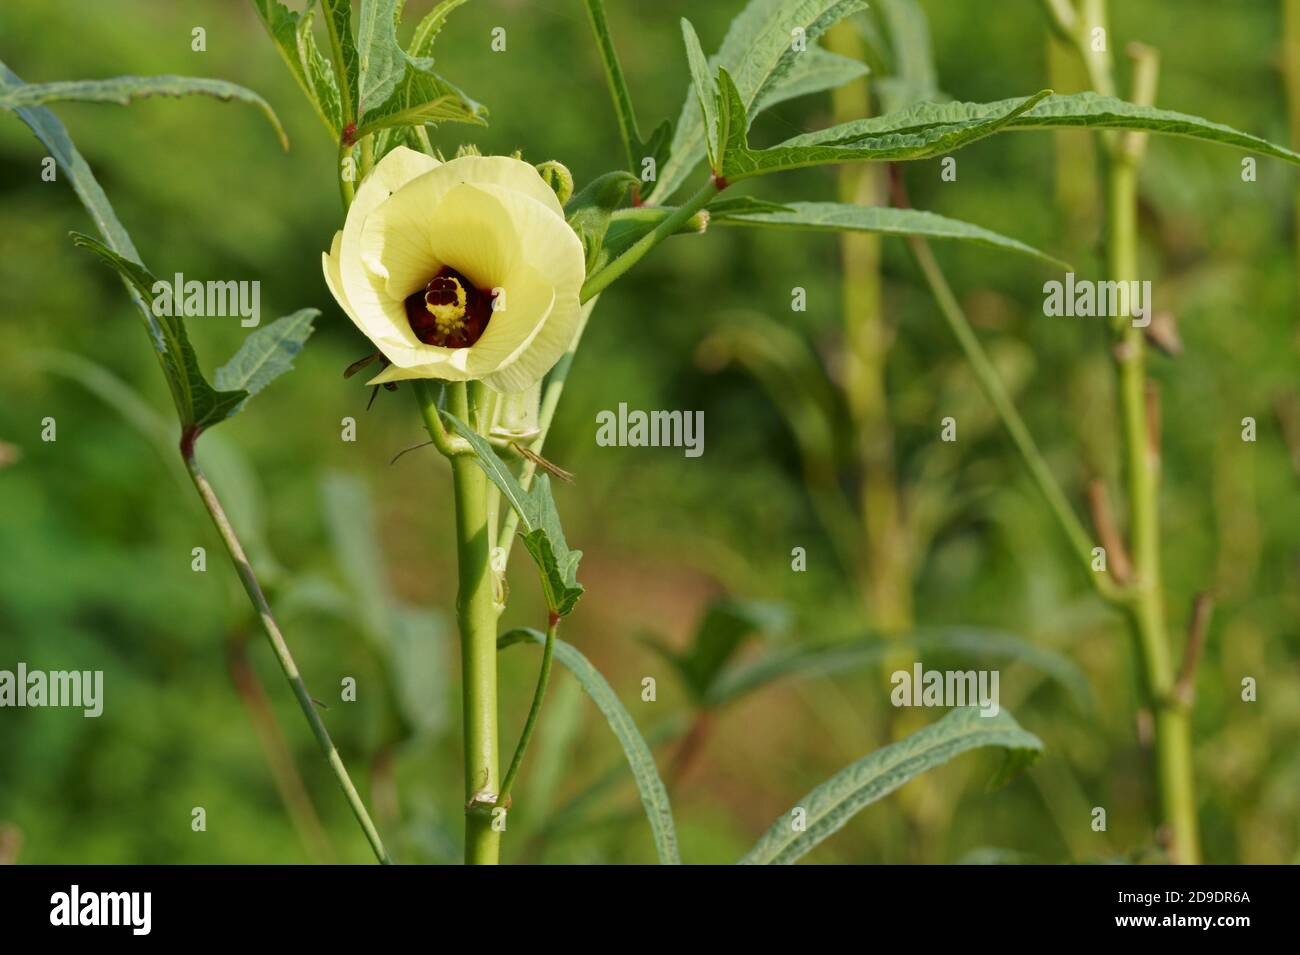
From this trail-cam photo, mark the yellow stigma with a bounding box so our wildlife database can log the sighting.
[425,275,468,332]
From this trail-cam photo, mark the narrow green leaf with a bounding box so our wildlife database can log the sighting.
[213,308,319,410]
[728,89,1300,181]
[442,413,584,615]
[708,628,1094,712]
[870,0,941,113]
[1,62,139,263]
[1000,92,1300,163]
[714,201,1070,268]
[566,170,638,272]
[499,629,680,864]
[651,0,868,202]
[250,0,309,93]
[442,411,532,521]
[680,18,721,172]
[0,75,288,149]
[718,77,1052,179]
[739,707,1043,864]
[408,0,473,58]
[297,9,344,134]
[518,475,584,617]
[70,234,247,431]
[584,0,661,174]
[251,0,340,135]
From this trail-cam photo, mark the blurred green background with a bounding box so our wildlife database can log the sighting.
[0,0,1297,864]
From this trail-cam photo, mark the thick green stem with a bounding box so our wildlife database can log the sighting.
[1045,0,1200,860]
[446,381,502,865]
[498,615,559,808]
[412,379,470,457]
[1107,153,1199,863]
[183,440,391,864]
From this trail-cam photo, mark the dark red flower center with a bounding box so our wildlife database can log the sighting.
[403,266,493,348]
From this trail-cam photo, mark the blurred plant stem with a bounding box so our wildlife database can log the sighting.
[898,210,1121,604]
[826,21,912,634]
[1041,0,1200,862]
[226,628,335,863]
[183,437,392,863]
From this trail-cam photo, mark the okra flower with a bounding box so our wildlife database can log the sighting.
[323,147,585,393]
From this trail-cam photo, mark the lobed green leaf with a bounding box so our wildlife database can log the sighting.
[354,65,486,136]
[718,76,1052,179]
[69,234,247,432]
[357,0,407,118]
[652,0,868,202]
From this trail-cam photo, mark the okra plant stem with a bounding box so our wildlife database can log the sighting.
[1107,133,1200,865]
[183,439,392,864]
[445,380,503,864]
[1040,0,1200,861]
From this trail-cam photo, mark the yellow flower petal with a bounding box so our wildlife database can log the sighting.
[327,153,584,393]
[335,146,442,365]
